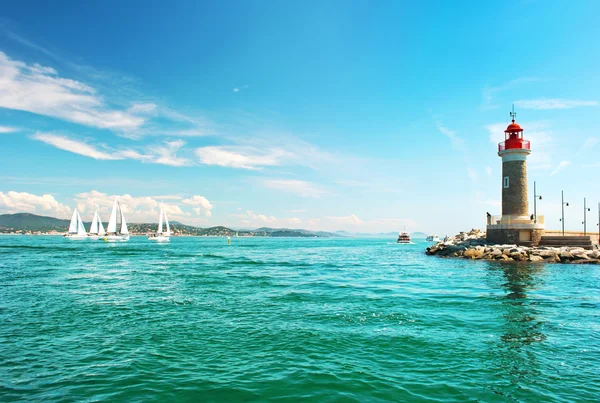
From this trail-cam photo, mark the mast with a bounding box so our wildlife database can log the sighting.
[119,201,129,235]
[164,208,170,236]
[158,202,164,235]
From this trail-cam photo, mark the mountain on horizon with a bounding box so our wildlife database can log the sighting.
[0,213,340,238]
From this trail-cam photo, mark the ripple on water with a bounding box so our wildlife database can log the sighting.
[1,236,599,402]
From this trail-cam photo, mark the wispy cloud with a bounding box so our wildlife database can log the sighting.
[233,85,249,93]
[580,137,599,151]
[435,121,465,152]
[261,179,327,198]
[32,133,121,160]
[0,126,18,133]
[31,132,192,166]
[0,50,209,138]
[514,98,598,110]
[147,140,191,167]
[195,146,291,170]
[0,51,147,131]
[324,214,363,225]
[550,160,571,176]
[481,77,542,109]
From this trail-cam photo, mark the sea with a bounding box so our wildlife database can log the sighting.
[1,235,599,402]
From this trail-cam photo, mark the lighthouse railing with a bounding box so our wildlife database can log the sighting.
[498,140,530,152]
[488,215,544,225]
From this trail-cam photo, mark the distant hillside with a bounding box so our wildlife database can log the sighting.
[0,213,339,237]
[0,213,70,232]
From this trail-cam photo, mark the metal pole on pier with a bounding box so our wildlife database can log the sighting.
[561,191,569,236]
[533,181,542,223]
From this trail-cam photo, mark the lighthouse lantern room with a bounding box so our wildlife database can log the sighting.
[486,108,545,246]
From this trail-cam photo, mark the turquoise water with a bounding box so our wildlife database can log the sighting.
[1,236,599,402]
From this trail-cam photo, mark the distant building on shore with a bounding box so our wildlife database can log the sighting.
[486,109,545,246]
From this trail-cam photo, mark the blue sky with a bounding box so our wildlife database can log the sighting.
[1,0,599,234]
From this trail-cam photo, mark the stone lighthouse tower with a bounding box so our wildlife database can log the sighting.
[486,109,545,245]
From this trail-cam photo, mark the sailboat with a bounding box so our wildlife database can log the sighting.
[148,202,170,242]
[104,198,130,242]
[88,210,106,240]
[64,208,88,240]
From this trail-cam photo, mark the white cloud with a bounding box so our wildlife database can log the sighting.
[550,160,571,176]
[0,52,148,131]
[73,190,210,223]
[514,98,598,110]
[181,195,213,217]
[195,146,292,170]
[32,132,122,160]
[0,191,71,217]
[262,179,327,198]
[0,126,18,133]
[148,140,191,167]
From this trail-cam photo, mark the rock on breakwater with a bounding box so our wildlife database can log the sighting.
[426,229,600,264]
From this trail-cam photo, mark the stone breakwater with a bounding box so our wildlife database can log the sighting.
[426,229,600,264]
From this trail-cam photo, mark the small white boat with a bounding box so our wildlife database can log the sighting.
[64,209,88,240]
[148,202,170,242]
[103,198,129,242]
[426,234,440,242]
[397,231,411,244]
[88,210,106,240]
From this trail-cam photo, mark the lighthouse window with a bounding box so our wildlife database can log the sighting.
[503,176,509,188]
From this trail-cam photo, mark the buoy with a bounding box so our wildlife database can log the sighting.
[227,236,231,245]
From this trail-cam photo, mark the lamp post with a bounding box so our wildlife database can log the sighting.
[533,181,542,223]
[582,197,591,235]
[560,190,569,236]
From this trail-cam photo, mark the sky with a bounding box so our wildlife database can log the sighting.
[1,0,600,234]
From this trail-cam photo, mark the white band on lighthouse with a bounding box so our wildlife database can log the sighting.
[499,149,530,162]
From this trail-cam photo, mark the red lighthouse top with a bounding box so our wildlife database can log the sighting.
[498,108,530,152]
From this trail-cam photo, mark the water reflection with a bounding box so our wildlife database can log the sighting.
[497,263,546,345]
[484,262,547,398]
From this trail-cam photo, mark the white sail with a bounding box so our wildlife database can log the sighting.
[68,209,78,233]
[107,198,118,233]
[98,217,106,236]
[120,202,129,234]
[89,211,99,234]
[76,211,87,236]
[158,203,164,234]
[164,209,170,235]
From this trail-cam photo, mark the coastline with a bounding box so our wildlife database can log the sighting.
[426,229,600,264]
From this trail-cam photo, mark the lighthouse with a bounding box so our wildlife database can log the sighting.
[486,108,545,245]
